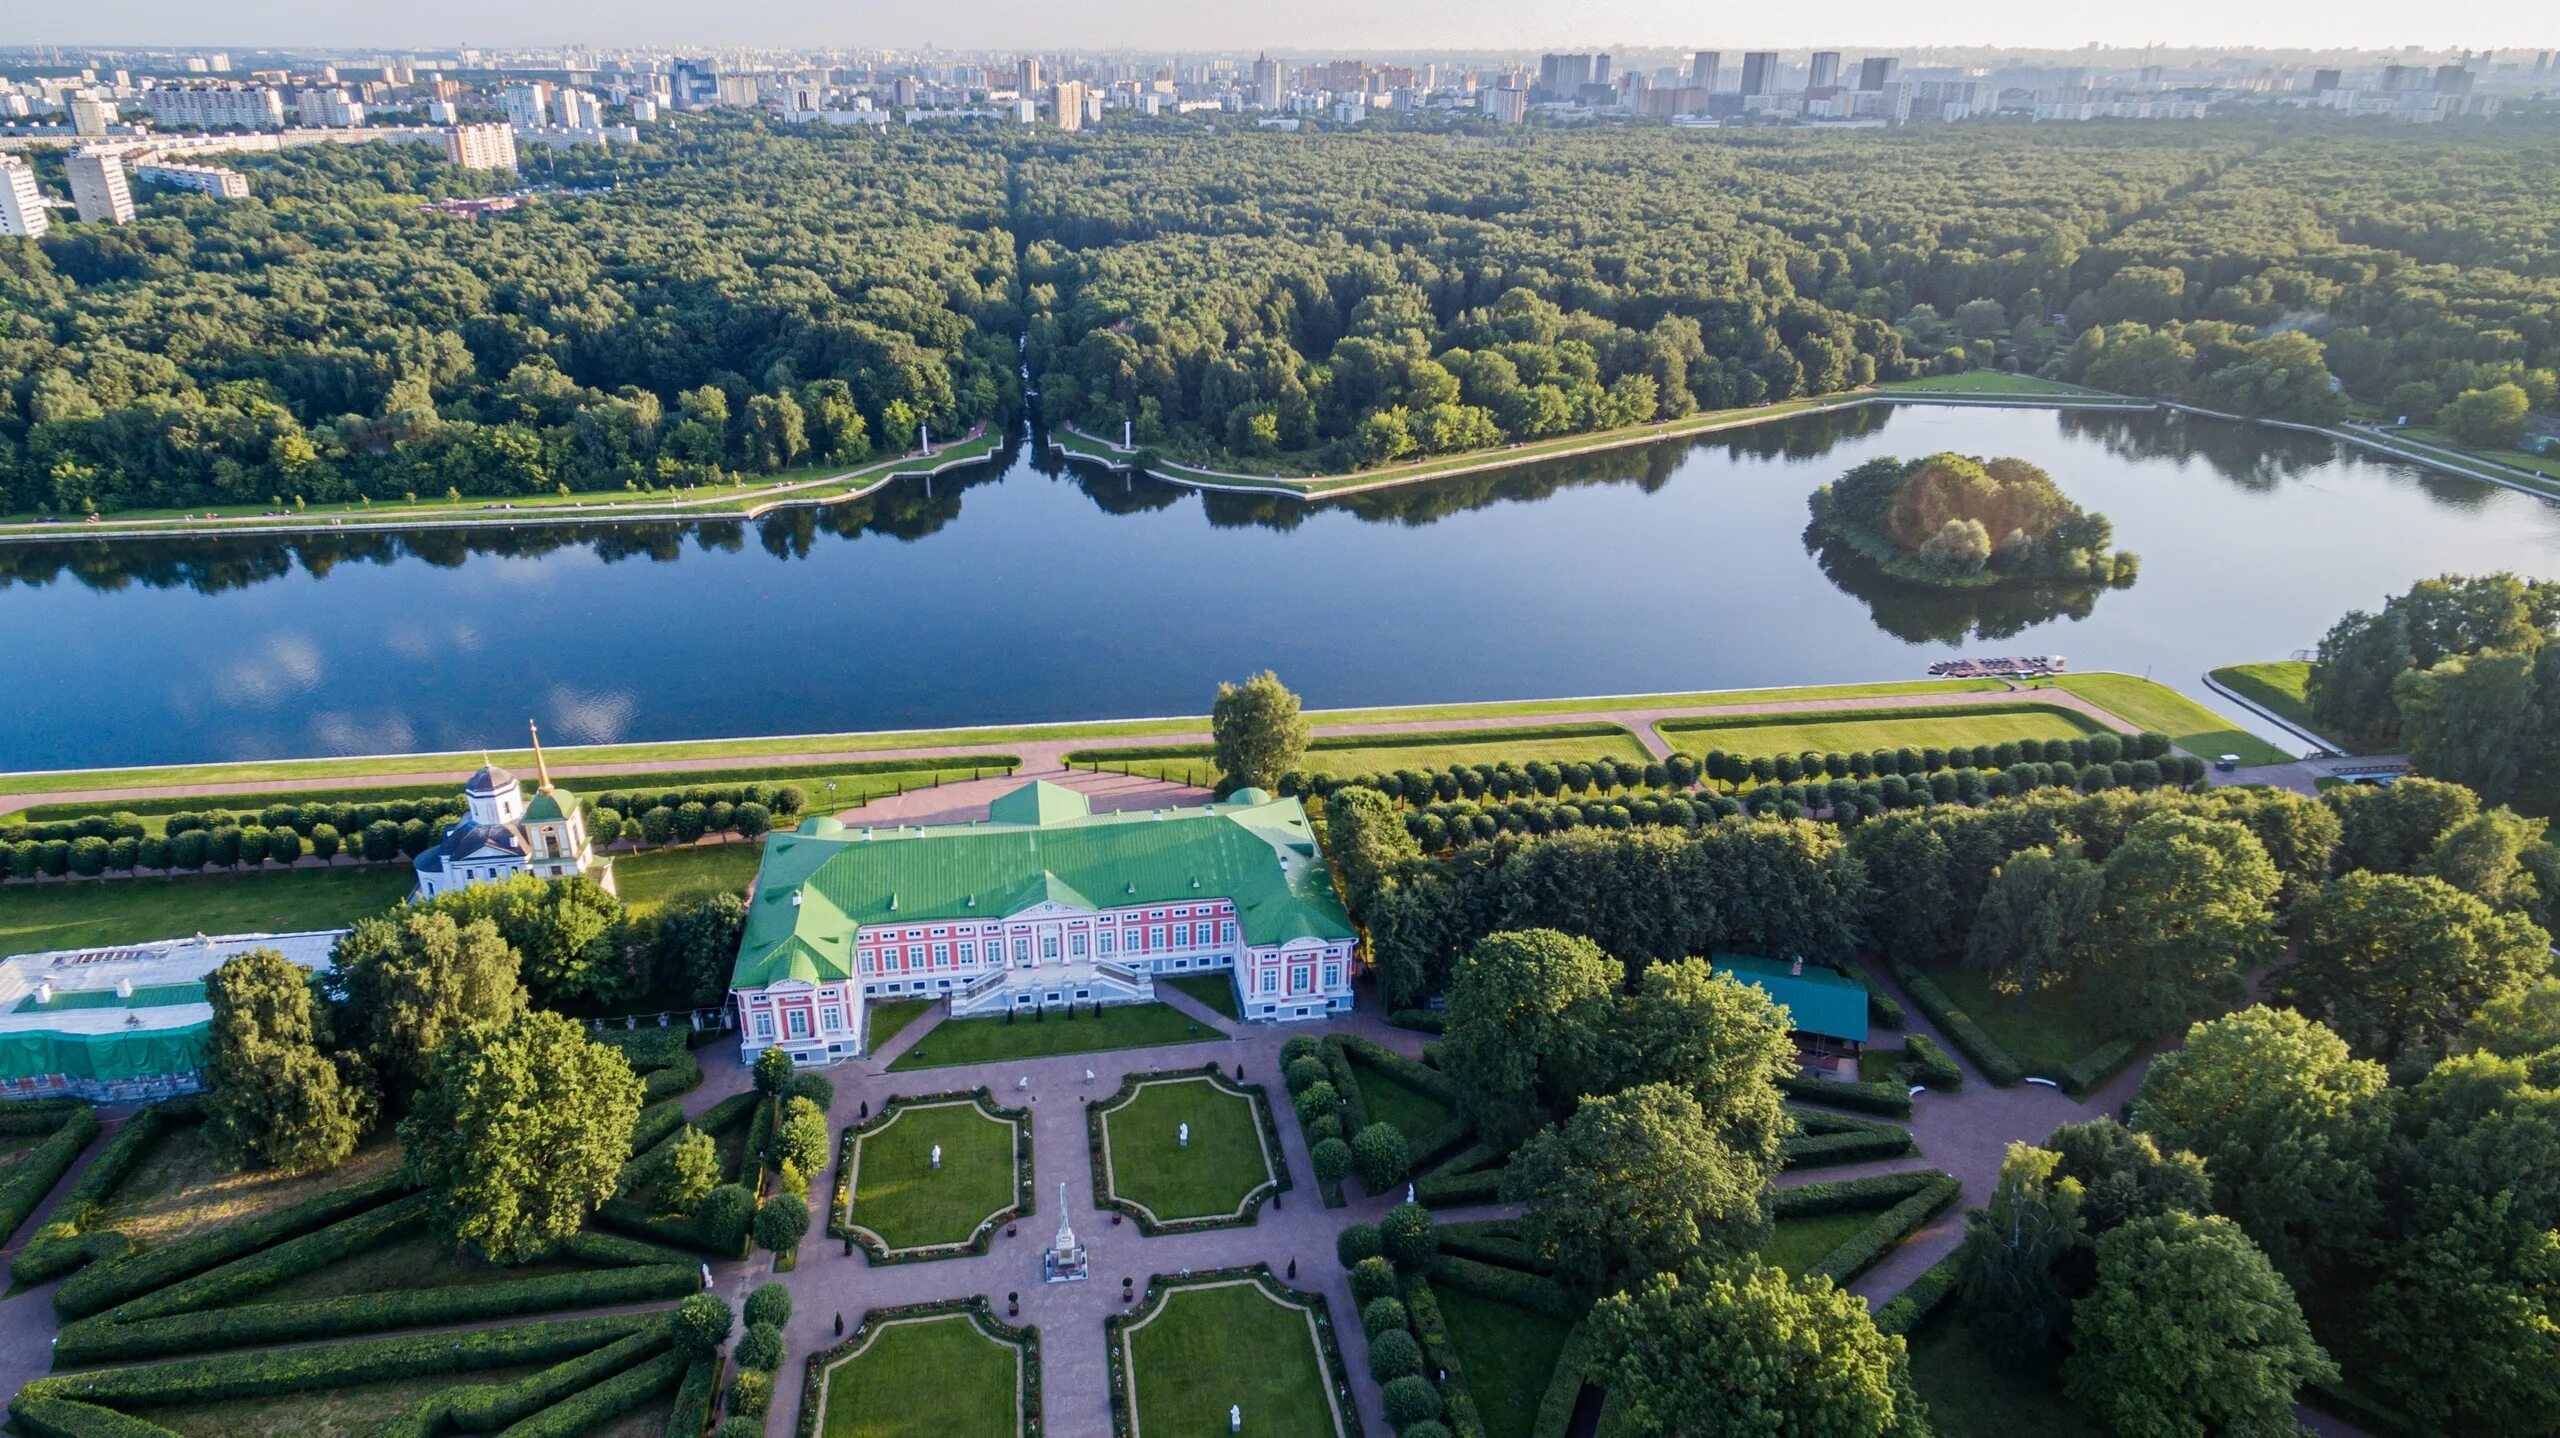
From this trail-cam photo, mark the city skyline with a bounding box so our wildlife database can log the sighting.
[17,0,2556,54]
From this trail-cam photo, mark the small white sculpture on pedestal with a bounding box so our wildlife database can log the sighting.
[1230,1403,1242,1432]
[1179,1121,1191,1149]
[1406,1182,1416,1204]
[931,1144,942,1171]
[1043,1181,1089,1283]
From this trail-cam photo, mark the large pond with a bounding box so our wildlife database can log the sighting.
[4,404,2557,772]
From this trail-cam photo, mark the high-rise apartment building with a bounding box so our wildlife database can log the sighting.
[69,95,118,135]
[1017,57,1042,95]
[669,58,719,109]
[1807,52,1841,91]
[1857,57,1900,91]
[295,87,365,127]
[1252,55,1282,109]
[1740,52,1780,96]
[1482,85,1528,123]
[1691,52,1721,89]
[142,84,286,130]
[1051,80,1087,131]
[2311,68,2343,92]
[0,158,48,238]
[65,151,135,224]
[503,82,554,130]
[556,89,597,127]
[135,160,250,199]
[443,122,519,171]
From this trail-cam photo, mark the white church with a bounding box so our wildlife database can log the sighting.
[411,724,614,899]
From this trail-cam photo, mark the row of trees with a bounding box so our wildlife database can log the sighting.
[2308,571,2560,816]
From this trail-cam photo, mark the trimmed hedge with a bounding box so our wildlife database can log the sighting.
[1900,1034,1964,1090]
[55,1168,417,1319]
[1424,1254,1577,1321]
[1401,1274,1488,1438]
[1852,971,1905,1029]
[1387,1009,1447,1034]
[12,1100,199,1286]
[663,1355,720,1438]
[1780,1127,1918,1169]
[1526,1320,1602,1438]
[376,1325,672,1437]
[502,1348,690,1437]
[1774,1073,1912,1118]
[630,1098,692,1160]
[54,1263,699,1364]
[2058,1037,2143,1097]
[1412,1142,1509,1210]
[1872,1252,1963,1337]
[0,1097,92,1133]
[95,1191,428,1325]
[1772,1169,1948,1219]
[1889,963,2024,1087]
[0,1105,98,1249]
[642,1053,706,1101]
[1318,1040,1371,1137]
[21,1312,659,1407]
[1809,1174,1961,1285]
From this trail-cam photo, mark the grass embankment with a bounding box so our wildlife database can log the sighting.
[1160,973,1242,1021]
[2049,673,2291,767]
[612,844,763,920]
[2393,425,2560,489]
[94,1131,401,1249]
[1356,1066,1457,1138]
[0,432,1007,537]
[887,1004,1220,1072]
[1125,1283,1340,1438]
[1102,1078,1274,1221]
[1759,1211,1882,1276]
[2207,662,2345,750]
[849,1103,1020,1250]
[865,1000,938,1054]
[1878,372,2134,400]
[819,1314,1021,1438]
[1658,703,2101,760]
[0,867,413,960]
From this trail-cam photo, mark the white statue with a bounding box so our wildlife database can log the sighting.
[1230,1404,1242,1432]
[1179,1121,1191,1148]
[931,1143,942,1170]
[1406,1182,1416,1204]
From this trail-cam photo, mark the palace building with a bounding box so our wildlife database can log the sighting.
[411,724,612,899]
[728,780,1357,1068]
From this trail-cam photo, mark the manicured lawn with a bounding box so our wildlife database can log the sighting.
[1080,726,1650,786]
[848,1101,1021,1250]
[612,843,761,919]
[1125,1281,1344,1438]
[2398,424,2560,484]
[1434,1287,1574,1438]
[136,1363,557,1438]
[1162,972,1242,1020]
[0,867,412,960]
[888,1003,1220,1072]
[92,1130,401,1249]
[1918,962,2122,1079]
[1905,1316,2101,1438]
[866,999,936,1053]
[820,1313,1020,1438]
[1660,704,2099,761]
[1759,1210,1878,1276]
[1353,1063,1456,1139]
[2050,673,2291,766]
[2209,662,2341,747]
[1102,1077,1275,1221]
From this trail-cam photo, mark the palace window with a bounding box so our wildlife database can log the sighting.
[1292,966,1312,993]
[1221,922,1237,944]
[1042,934,1060,960]
[1014,938,1030,963]
[787,1009,811,1038]
[754,1015,774,1039]
[1070,933,1087,958]
[1323,965,1341,988]
[932,944,950,967]
[1261,971,1278,994]
[823,1008,843,1031]
[1149,926,1166,950]
[1098,931,1116,955]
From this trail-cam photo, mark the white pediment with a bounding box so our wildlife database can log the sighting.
[1007,899,1091,920]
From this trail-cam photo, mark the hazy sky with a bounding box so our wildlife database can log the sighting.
[34,0,2554,52]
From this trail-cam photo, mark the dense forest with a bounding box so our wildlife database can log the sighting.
[3,115,2556,511]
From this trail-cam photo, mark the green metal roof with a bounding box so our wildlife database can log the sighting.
[1710,954,1870,1045]
[729,783,1354,992]
[522,788,576,823]
[0,1021,211,1083]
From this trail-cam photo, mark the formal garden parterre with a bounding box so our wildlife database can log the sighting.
[1089,1067,1287,1232]
[1109,1267,1359,1438]
[798,1297,1040,1438]
[833,1089,1033,1262]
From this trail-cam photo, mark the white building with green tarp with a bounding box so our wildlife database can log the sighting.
[728,780,1359,1068]
[0,930,341,1101]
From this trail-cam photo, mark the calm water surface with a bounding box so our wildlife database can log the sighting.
[3,405,2556,770]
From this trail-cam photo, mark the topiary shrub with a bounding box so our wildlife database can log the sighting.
[1381,1202,1437,1270]
[672,1293,732,1357]
[1352,1124,1411,1195]
[1361,1295,1410,1339]
[734,1320,784,1372]
[1368,1327,1424,1382]
[1293,1081,1339,1130]
[727,1367,771,1416]
[1349,1255,1399,1307]
[1312,1137,1354,1190]
[1307,1113,1344,1144]
[1382,1374,1444,1429]
[1337,1222,1383,1268]
[1284,1056,1329,1095]
[743,1282,792,1330]
[713,1419,765,1438]
[1281,1035,1323,1068]
[696,1184,754,1253]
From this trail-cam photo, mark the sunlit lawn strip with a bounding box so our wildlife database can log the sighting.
[0,866,413,961]
[1124,1280,1344,1438]
[1101,1078,1274,1222]
[1659,704,2099,760]
[2052,672,2292,766]
[817,1313,1019,1438]
[847,1102,1020,1251]
[886,1003,1219,1072]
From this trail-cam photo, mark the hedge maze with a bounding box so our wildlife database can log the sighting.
[5,1076,722,1437]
